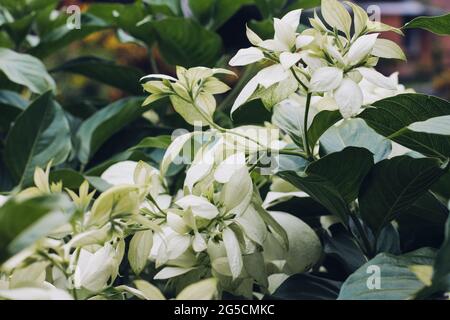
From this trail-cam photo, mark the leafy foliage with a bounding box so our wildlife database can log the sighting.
[0,0,449,301]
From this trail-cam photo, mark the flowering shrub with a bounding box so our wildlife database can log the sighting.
[0,0,449,300]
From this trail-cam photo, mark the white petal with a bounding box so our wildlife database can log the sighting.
[230,75,260,116]
[214,152,246,184]
[273,18,296,49]
[281,9,302,30]
[220,166,253,216]
[259,39,290,52]
[345,1,369,36]
[101,161,137,186]
[295,35,314,49]
[326,44,345,65]
[193,232,207,252]
[346,33,379,65]
[154,266,195,280]
[229,47,264,66]
[258,64,289,88]
[161,132,194,175]
[321,0,352,36]
[140,74,177,82]
[372,38,406,61]
[300,51,325,71]
[246,25,263,46]
[222,228,243,280]
[184,147,215,191]
[357,67,397,90]
[279,52,302,69]
[309,66,343,92]
[176,195,219,220]
[334,78,363,118]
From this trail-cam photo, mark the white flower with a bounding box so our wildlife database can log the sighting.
[101,161,137,186]
[359,71,414,105]
[345,33,379,65]
[73,244,117,292]
[334,77,363,118]
[309,66,343,92]
[176,195,219,220]
[229,47,265,66]
[229,10,306,115]
[259,9,303,52]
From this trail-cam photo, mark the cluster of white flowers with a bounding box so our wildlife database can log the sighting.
[229,0,411,118]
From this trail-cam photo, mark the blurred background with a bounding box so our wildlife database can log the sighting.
[46,0,449,102]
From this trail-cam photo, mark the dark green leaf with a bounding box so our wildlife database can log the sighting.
[359,94,450,159]
[88,2,154,46]
[403,14,450,36]
[338,247,436,300]
[320,118,391,162]
[307,110,342,149]
[323,224,367,274]
[51,56,145,95]
[0,48,55,94]
[397,192,448,252]
[5,92,72,187]
[0,89,27,133]
[359,156,447,236]
[75,97,146,165]
[278,147,374,222]
[189,0,254,30]
[270,273,342,300]
[28,13,109,58]
[254,0,286,18]
[129,135,172,151]
[153,17,223,67]
[49,169,85,190]
[0,194,75,263]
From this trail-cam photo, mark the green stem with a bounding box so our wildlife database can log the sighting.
[303,92,313,160]
[350,213,374,258]
[290,68,308,91]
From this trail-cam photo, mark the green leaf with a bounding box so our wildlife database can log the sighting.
[0,48,55,94]
[271,273,342,300]
[49,169,85,190]
[0,194,75,263]
[320,118,391,162]
[0,89,27,133]
[408,115,450,136]
[254,0,286,18]
[285,0,321,11]
[189,0,254,30]
[129,135,172,151]
[359,94,450,160]
[432,214,450,291]
[28,13,109,58]
[397,192,448,252]
[323,224,367,274]
[278,147,374,222]
[5,92,71,187]
[145,0,181,16]
[307,110,342,148]
[3,12,34,47]
[51,56,145,95]
[403,14,450,36]
[338,248,436,300]
[153,17,223,67]
[88,2,155,46]
[359,156,447,236]
[75,97,146,165]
